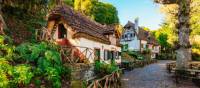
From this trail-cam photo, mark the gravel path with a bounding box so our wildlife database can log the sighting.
[121,60,199,88]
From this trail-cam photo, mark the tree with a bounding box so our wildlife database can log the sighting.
[0,0,49,43]
[74,0,94,15]
[159,0,200,36]
[92,2,119,24]
[154,23,178,48]
[74,0,119,24]
[155,0,191,70]
[49,0,74,9]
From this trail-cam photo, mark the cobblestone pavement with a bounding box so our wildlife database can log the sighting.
[121,60,199,88]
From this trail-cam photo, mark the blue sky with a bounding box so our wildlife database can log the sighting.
[101,0,165,30]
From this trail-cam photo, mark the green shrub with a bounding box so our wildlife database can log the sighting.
[94,60,119,76]
[11,64,34,85]
[15,42,70,87]
[0,37,71,88]
[0,59,11,87]
[126,51,144,60]
[0,35,16,62]
[192,48,200,61]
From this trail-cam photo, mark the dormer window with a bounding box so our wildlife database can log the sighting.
[58,24,67,39]
[125,35,127,38]
[130,34,133,37]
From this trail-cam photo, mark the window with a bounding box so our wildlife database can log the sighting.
[125,34,127,38]
[141,44,143,48]
[107,51,111,60]
[58,24,67,39]
[111,51,114,60]
[122,35,124,39]
[123,44,128,51]
[116,51,120,59]
[118,52,121,56]
[104,50,108,60]
[146,45,148,49]
[94,49,101,60]
[130,34,133,37]
[144,44,146,48]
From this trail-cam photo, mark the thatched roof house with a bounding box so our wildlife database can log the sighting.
[48,5,116,44]
[47,5,121,64]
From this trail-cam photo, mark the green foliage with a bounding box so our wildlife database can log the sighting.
[11,64,34,85]
[0,69,9,87]
[92,2,119,24]
[94,60,119,76]
[0,35,16,62]
[1,0,48,43]
[153,23,177,49]
[158,0,200,52]
[49,0,74,9]
[0,35,71,88]
[74,0,94,15]
[15,42,71,88]
[192,48,200,61]
[126,51,145,60]
[74,0,119,24]
[0,58,12,87]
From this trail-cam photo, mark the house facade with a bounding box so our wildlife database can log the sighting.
[46,5,121,64]
[120,19,160,58]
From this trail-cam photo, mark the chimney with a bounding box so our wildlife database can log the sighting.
[134,17,139,32]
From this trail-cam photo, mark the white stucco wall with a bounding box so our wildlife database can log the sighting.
[73,38,121,64]
[52,23,121,64]
[128,39,140,51]
[120,33,140,51]
[140,40,147,51]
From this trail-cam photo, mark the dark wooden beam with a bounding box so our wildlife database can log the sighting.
[154,0,178,4]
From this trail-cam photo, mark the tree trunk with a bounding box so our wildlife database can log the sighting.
[0,4,7,33]
[176,0,191,70]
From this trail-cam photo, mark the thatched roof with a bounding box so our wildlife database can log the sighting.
[48,5,116,44]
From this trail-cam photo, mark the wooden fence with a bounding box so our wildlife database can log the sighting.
[60,46,94,64]
[35,27,95,64]
[166,62,200,83]
[86,70,121,88]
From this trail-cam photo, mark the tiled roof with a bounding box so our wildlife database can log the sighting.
[138,27,149,41]
[138,28,159,45]
[48,5,115,44]
[147,35,159,46]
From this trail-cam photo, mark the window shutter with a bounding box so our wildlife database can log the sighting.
[104,50,106,60]
[107,51,110,60]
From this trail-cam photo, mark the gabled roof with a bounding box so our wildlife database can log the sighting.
[124,21,135,29]
[48,5,115,44]
[138,27,149,41]
[138,28,159,45]
[147,35,159,46]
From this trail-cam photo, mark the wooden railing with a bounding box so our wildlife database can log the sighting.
[167,62,200,73]
[35,27,57,42]
[35,28,95,64]
[60,46,94,64]
[87,70,121,88]
[166,62,200,83]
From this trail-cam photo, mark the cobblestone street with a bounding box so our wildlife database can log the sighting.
[121,60,199,88]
